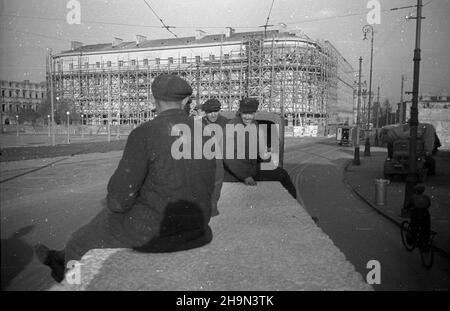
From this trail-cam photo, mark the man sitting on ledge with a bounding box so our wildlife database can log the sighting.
[223,98,297,199]
[35,74,216,283]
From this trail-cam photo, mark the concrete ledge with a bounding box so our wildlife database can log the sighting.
[50,182,372,291]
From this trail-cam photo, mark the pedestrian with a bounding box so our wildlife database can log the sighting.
[404,184,431,251]
[184,97,193,116]
[201,98,228,216]
[223,97,297,199]
[34,74,217,283]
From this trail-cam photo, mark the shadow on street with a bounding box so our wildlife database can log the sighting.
[1,225,35,290]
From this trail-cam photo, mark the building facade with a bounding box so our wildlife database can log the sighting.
[403,94,450,148]
[0,80,47,125]
[50,28,354,131]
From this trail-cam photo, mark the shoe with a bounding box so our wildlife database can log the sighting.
[34,244,65,283]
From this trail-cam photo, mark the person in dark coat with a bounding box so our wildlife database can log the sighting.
[404,184,431,251]
[34,74,216,283]
[223,98,297,199]
[201,99,228,216]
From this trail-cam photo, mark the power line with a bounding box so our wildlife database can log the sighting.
[260,0,275,37]
[142,0,179,38]
[0,13,163,29]
[0,13,257,30]
[141,0,197,54]
[2,27,72,42]
[1,5,406,32]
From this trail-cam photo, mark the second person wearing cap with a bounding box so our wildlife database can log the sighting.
[223,97,297,199]
[201,98,228,216]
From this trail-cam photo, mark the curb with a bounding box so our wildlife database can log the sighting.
[343,159,450,260]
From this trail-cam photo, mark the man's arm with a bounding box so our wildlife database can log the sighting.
[223,157,258,184]
[106,127,149,213]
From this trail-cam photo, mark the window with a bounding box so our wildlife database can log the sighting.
[84,62,89,69]
[22,90,26,98]
[1,104,5,112]
[96,62,100,68]
[155,58,160,65]
[9,104,12,111]
[69,63,73,70]
[107,61,112,67]
[209,54,215,61]
[224,54,230,60]
[131,59,136,66]
[168,57,173,64]
[143,59,149,66]
[118,60,123,67]
[195,56,201,64]
[1,90,4,97]
[182,56,187,64]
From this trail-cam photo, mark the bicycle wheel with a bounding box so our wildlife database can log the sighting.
[420,238,434,269]
[401,221,416,252]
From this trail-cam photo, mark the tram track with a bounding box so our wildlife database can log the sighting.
[0,150,123,184]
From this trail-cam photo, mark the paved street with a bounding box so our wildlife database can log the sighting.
[1,137,449,290]
[284,138,450,290]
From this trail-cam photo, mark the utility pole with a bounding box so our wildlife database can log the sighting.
[353,57,363,165]
[403,0,423,212]
[107,79,111,143]
[49,49,56,146]
[400,75,406,123]
[376,86,380,128]
[363,25,374,156]
[374,86,380,146]
[385,101,389,126]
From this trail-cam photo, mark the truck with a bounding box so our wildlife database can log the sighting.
[379,123,439,181]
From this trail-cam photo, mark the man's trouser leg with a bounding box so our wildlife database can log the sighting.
[256,167,297,199]
[64,208,130,265]
[210,159,224,216]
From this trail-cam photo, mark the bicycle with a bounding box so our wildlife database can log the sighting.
[401,220,436,269]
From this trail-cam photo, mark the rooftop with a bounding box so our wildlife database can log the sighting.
[58,29,314,55]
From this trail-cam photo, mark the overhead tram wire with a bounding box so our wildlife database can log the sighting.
[141,0,197,54]
[1,4,418,33]
[260,0,275,37]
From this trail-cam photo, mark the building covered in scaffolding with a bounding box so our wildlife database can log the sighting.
[50,28,354,133]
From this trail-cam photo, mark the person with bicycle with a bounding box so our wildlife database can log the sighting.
[404,184,431,251]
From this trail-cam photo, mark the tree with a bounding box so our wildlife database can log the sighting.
[37,98,80,124]
[18,107,40,125]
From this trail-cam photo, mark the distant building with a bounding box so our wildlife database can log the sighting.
[402,94,450,147]
[50,28,354,133]
[0,80,47,125]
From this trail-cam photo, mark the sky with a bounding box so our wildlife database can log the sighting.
[1,0,449,104]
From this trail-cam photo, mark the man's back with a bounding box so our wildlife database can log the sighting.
[408,193,431,210]
[107,109,216,246]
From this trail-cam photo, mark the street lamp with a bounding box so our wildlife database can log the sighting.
[16,115,19,136]
[80,113,84,138]
[47,115,51,137]
[66,111,70,144]
[363,24,375,156]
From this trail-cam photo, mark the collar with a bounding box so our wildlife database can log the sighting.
[156,108,186,118]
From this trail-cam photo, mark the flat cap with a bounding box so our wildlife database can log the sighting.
[151,74,193,101]
[238,97,259,113]
[202,99,221,112]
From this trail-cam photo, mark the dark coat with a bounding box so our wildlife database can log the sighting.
[106,109,216,247]
[223,116,260,181]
